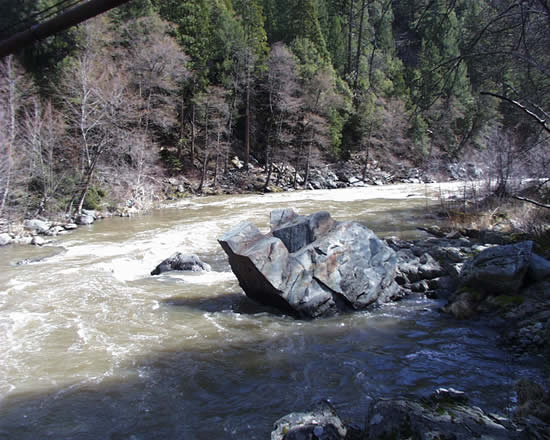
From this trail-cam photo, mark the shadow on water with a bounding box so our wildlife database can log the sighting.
[0,310,379,440]
[0,297,542,440]
[160,291,289,316]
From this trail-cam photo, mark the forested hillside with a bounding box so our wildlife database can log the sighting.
[0,0,548,218]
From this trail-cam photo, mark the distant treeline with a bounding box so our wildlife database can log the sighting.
[0,0,548,217]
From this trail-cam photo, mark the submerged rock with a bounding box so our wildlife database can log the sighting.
[273,389,534,440]
[151,253,211,276]
[218,209,401,318]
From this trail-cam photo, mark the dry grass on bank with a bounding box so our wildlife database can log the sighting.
[437,181,550,254]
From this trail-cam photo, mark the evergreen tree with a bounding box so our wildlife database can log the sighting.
[290,0,330,60]
[233,0,269,63]
[232,0,269,169]
[154,0,212,85]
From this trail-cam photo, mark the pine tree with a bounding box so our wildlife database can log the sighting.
[154,0,212,84]
[290,0,330,60]
[232,0,268,169]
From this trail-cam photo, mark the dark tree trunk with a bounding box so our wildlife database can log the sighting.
[346,0,354,76]
[353,0,367,96]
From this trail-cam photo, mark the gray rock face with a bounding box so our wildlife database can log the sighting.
[151,253,211,276]
[81,209,97,219]
[218,209,400,318]
[0,233,13,246]
[46,225,65,236]
[76,214,95,225]
[459,240,533,295]
[24,219,50,234]
[271,401,347,440]
[395,249,444,284]
[528,252,550,282]
[366,388,525,440]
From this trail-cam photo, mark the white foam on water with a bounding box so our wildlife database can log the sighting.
[168,182,467,212]
[5,279,37,291]
[39,215,236,282]
[157,270,236,285]
[204,313,229,333]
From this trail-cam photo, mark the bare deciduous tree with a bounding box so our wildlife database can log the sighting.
[0,56,18,216]
[21,99,65,215]
[195,86,231,192]
[261,43,302,190]
[60,21,128,214]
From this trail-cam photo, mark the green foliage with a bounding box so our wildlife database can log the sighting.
[2,0,548,219]
[261,0,329,60]
[160,149,185,172]
[109,0,155,22]
[83,187,106,211]
[233,0,269,64]
[208,1,245,86]
[154,0,212,85]
[0,0,79,90]
[325,14,346,73]
[291,37,330,81]
[409,113,429,156]
[328,109,345,157]
[492,295,524,307]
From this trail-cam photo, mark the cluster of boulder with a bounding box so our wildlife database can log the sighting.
[0,210,102,247]
[162,158,446,198]
[218,209,402,318]
[217,208,550,328]
[272,384,550,440]
[216,209,550,439]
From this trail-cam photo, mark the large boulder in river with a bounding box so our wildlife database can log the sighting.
[459,240,533,295]
[151,253,211,275]
[443,241,550,320]
[218,209,401,318]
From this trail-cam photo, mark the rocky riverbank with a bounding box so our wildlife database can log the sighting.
[0,209,113,247]
[385,227,550,359]
[0,156,484,248]
[0,201,148,247]
[161,158,471,198]
[271,384,550,439]
[267,221,550,439]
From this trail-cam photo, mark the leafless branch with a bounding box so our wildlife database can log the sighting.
[480,91,550,134]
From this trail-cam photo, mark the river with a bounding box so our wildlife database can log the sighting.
[0,183,542,439]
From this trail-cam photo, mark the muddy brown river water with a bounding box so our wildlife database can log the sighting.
[0,183,542,439]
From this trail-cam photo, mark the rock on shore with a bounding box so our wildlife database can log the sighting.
[272,386,549,440]
[218,209,401,318]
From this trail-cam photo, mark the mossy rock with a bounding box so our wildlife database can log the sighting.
[456,286,485,302]
[490,294,524,308]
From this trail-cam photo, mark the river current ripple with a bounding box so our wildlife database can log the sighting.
[0,183,542,439]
